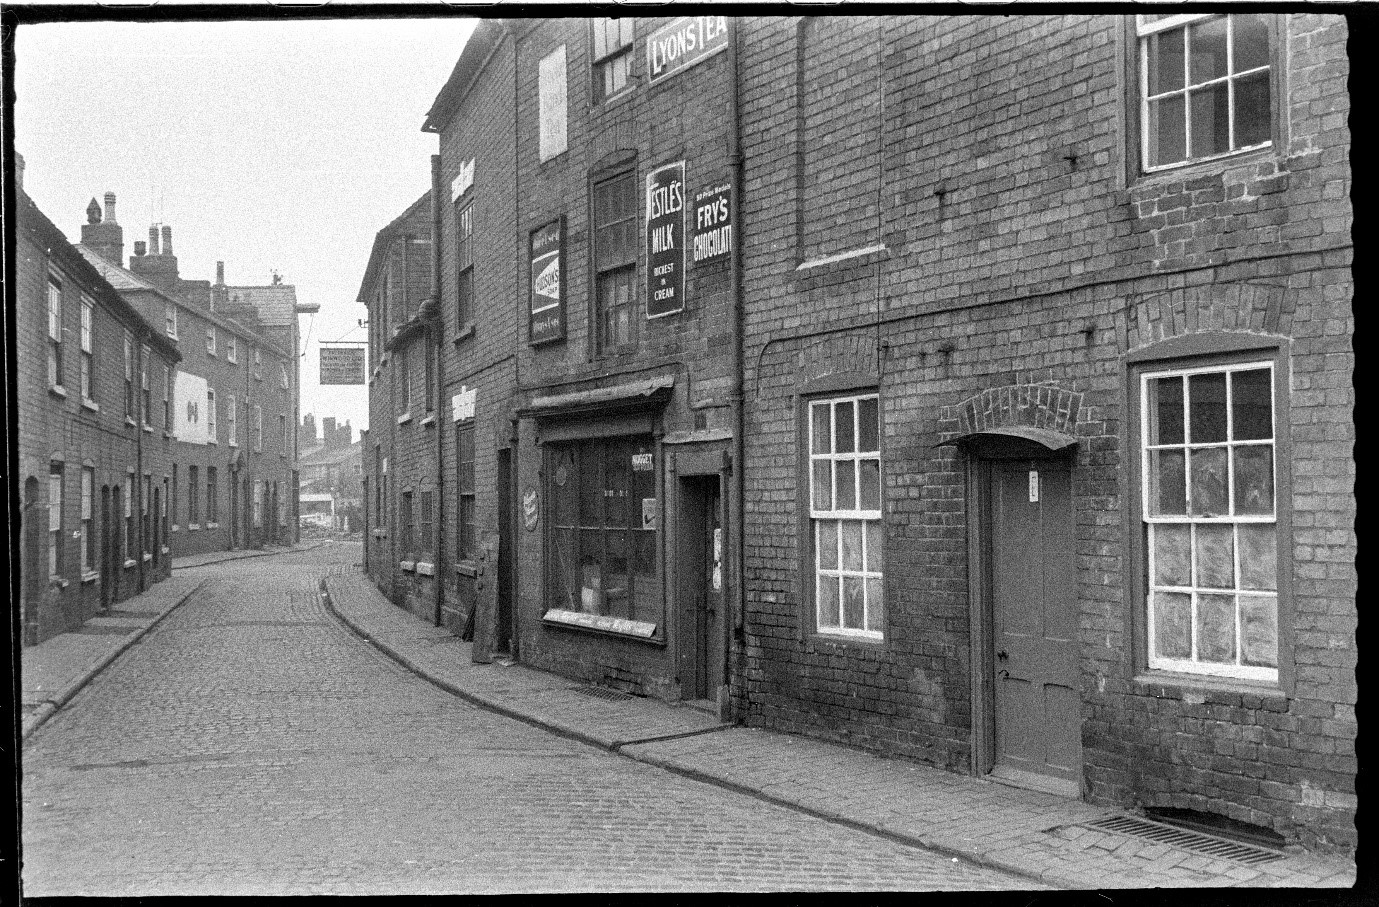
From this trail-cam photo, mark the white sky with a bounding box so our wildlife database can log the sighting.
[14,17,480,442]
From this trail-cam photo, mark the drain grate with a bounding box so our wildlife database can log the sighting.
[1083,815,1283,865]
[570,684,635,702]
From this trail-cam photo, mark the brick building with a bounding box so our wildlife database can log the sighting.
[735,14,1353,851]
[16,174,181,645]
[77,203,303,556]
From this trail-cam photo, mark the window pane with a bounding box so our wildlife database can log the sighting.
[593,20,610,58]
[1231,368,1273,440]
[1238,524,1277,591]
[865,578,884,633]
[1188,372,1227,443]
[1194,523,1235,589]
[834,401,855,453]
[1153,590,1192,659]
[836,460,856,511]
[812,461,831,510]
[1147,29,1185,94]
[842,576,865,630]
[818,575,840,628]
[1148,376,1185,445]
[857,397,879,452]
[1235,70,1271,148]
[1240,594,1278,667]
[1149,449,1187,516]
[604,529,630,617]
[1153,523,1191,586]
[811,403,830,454]
[1233,14,1271,72]
[840,520,863,571]
[1149,95,1186,167]
[1188,446,1228,516]
[858,458,880,510]
[1196,593,1237,663]
[865,521,883,573]
[1233,444,1274,515]
[1189,16,1228,83]
[817,520,838,570]
[1190,83,1229,159]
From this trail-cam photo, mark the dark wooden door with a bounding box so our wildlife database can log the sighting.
[229,478,239,548]
[496,448,514,655]
[678,476,723,701]
[990,460,1081,790]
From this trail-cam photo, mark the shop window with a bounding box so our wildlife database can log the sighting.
[456,423,476,560]
[593,171,638,355]
[807,393,884,639]
[1136,14,1275,172]
[591,18,634,103]
[1139,359,1281,682]
[548,436,659,624]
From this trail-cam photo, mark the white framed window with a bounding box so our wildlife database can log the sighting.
[808,393,884,639]
[140,345,151,426]
[254,404,263,452]
[226,334,237,363]
[280,361,289,390]
[124,475,136,561]
[164,366,173,428]
[80,297,94,402]
[253,479,263,527]
[81,466,95,572]
[1141,361,1278,682]
[48,466,63,579]
[165,302,178,339]
[207,386,217,441]
[47,276,63,389]
[142,473,152,556]
[591,18,635,103]
[228,395,238,446]
[123,332,134,418]
[206,324,217,356]
[1137,13,1274,172]
[253,347,262,379]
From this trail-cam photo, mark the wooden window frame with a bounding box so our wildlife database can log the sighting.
[590,18,635,104]
[592,168,639,357]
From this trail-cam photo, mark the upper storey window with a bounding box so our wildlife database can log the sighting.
[591,19,634,103]
[593,171,638,355]
[1138,14,1274,172]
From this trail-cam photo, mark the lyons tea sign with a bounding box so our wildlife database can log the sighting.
[646,16,730,86]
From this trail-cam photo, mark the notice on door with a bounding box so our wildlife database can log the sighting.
[712,527,722,590]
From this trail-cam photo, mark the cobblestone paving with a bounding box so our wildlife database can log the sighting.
[22,545,1031,895]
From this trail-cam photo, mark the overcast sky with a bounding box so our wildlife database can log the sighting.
[14,17,480,442]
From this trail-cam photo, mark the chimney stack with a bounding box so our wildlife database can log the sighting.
[80,191,125,265]
[161,225,173,256]
[103,192,117,224]
[134,241,146,256]
[130,222,180,289]
[216,261,225,285]
[148,226,160,256]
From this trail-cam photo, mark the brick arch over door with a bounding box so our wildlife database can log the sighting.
[941,383,1084,441]
[1121,283,1296,354]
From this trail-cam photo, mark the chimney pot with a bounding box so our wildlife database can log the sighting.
[148,226,160,256]
[161,225,173,256]
[134,241,146,257]
[216,261,225,285]
[103,192,117,224]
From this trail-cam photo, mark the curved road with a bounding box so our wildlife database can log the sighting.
[23,543,1031,894]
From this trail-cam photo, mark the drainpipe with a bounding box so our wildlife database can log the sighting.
[726,18,747,702]
[430,153,445,628]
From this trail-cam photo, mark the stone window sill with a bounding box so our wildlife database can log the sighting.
[455,561,482,578]
[229,441,238,448]
[50,576,69,589]
[400,560,416,572]
[372,529,387,538]
[171,525,180,533]
[452,323,475,345]
[142,553,152,562]
[123,558,137,569]
[397,412,413,425]
[160,546,170,554]
[143,424,153,434]
[1131,672,1286,706]
[188,523,201,531]
[420,414,436,428]
[207,439,218,446]
[82,571,99,584]
[207,522,219,529]
[50,384,68,399]
[125,416,137,427]
[81,398,100,412]
[416,561,436,577]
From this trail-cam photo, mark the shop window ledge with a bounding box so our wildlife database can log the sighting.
[542,608,658,640]
[123,559,137,569]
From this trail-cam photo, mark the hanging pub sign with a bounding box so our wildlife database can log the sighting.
[692,183,732,264]
[645,161,685,320]
[319,345,367,385]
[646,16,730,87]
[529,217,565,345]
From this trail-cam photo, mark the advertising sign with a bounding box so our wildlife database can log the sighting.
[645,161,685,320]
[529,218,565,345]
[173,371,208,445]
[692,183,733,264]
[452,385,477,422]
[538,45,568,162]
[319,346,367,385]
[646,16,730,87]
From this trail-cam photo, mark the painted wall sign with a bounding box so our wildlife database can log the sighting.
[529,218,566,345]
[692,183,733,264]
[452,385,477,422]
[645,161,686,320]
[319,346,367,385]
[521,487,540,531]
[538,45,568,162]
[173,371,208,444]
[646,16,730,86]
[451,159,475,201]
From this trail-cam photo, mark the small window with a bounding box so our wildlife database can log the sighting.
[226,335,237,363]
[140,346,151,426]
[254,404,263,452]
[808,393,884,639]
[207,467,218,523]
[593,171,638,355]
[125,476,136,560]
[165,302,178,339]
[401,491,415,558]
[164,366,173,428]
[420,490,434,559]
[81,466,95,572]
[206,386,217,441]
[228,395,238,446]
[188,465,199,524]
[1137,14,1274,172]
[591,19,635,103]
[79,297,93,401]
[206,325,217,356]
[280,413,288,454]
[457,422,476,560]
[253,347,262,379]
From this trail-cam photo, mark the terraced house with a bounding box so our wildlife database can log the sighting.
[360,14,1353,855]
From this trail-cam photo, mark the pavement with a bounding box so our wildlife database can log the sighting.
[320,569,1359,891]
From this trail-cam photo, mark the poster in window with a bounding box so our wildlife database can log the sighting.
[529,218,565,345]
[645,161,685,320]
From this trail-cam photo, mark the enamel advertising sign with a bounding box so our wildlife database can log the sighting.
[645,161,686,320]
[646,16,730,87]
[529,218,565,345]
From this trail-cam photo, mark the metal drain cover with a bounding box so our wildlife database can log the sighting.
[570,684,635,702]
[1081,815,1283,865]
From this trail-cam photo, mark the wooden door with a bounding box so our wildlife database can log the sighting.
[678,476,723,701]
[990,459,1081,792]
[496,448,514,655]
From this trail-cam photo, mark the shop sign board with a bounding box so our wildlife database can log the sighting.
[645,161,685,320]
[319,346,367,385]
[646,16,730,87]
[529,218,565,345]
[692,183,732,264]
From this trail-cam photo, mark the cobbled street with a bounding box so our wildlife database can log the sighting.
[22,544,1029,895]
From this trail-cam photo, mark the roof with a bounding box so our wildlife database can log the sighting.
[299,441,361,468]
[422,20,507,134]
[18,190,181,364]
[355,190,432,304]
